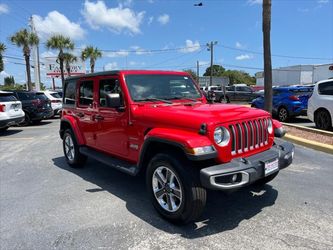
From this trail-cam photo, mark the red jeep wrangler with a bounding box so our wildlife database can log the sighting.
[60,70,294,224]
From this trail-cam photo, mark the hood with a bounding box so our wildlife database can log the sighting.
[132,102,271,130]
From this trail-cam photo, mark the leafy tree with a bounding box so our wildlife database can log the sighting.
[203,65,225,77]
[183,69,198,80]
[4,76,15,86]
[46,35,74,88]
[0,42,6,72]
[81,46,102,73]
[0,84,24,91]
[263,0,273,113]
[63,53,77,77]
[223,70,256,85]
[10,29,39,91]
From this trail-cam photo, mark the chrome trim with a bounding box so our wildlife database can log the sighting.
[210,171,250,189]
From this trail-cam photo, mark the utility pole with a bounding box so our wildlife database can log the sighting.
[29,16,41,91]
[206,41,217,86]
[196,60,199,83]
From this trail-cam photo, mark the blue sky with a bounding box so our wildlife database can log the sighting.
[0,0,332,87]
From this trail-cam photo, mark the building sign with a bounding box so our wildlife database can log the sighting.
[44,57,85,78]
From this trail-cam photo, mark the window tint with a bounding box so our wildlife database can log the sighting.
[64,80,76,105]
[99,78,122,107]
[50,93,61,98]
[79,80,94,106]
[318,81,333,95]
[0,94,17,102]
[17,92,36,100]
[36,93,48,100]
[236,86,252,92]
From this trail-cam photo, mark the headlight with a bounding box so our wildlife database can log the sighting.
[267,119,273,134]
[214,127,230,146]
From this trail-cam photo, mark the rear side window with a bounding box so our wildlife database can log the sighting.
[0,94,17,102]
[36,93,48,100]
[64,80,76,105]
[79,80,94,106]
[17,92,36,100]
[318,81,333,95]
[50,93,61,98]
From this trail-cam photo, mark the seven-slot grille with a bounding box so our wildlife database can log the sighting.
[229,118,270,155]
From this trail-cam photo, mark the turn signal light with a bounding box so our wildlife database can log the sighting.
[289,95,299,101]
[0,104,6,112]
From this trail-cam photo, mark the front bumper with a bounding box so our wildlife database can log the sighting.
[0,116,25,128]
[200,140,294,190]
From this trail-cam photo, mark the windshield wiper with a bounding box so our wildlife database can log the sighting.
[167,96,199,102]
[135,98,172,104]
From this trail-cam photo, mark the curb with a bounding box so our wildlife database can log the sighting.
[284,134,333,155]
[282,122,333,137]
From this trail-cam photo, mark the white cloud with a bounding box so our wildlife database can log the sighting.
[0,3,9,14]
[33,11,85,40]
[148,16,154,25]
[247,0,262,5]
[130,46,150,55]
[104,50,129,58]
[82,0,145,34]
[104,62,118,70]
[235,54,254,60]
[235,42,246,49]
[157,14,170,25]
[180,40,201,53]
[41,51,58,58]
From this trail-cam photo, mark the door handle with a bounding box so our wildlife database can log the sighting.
[94,114,104,121]
[76,112,84,118]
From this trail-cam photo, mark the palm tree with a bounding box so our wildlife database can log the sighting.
[263,0,272,114]
[0,42,6,72]
[81,46,102,73]
[46,35,74,88]
[10,29,39,91]
[63,53,77,77]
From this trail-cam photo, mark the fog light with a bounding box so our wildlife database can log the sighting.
[188,145,216,155]
[232,174,238,183]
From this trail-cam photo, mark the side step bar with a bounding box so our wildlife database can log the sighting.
[79,146,139,176]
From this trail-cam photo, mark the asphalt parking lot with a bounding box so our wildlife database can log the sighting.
[1,119,333,249]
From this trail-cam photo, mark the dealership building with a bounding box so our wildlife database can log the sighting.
[255,63,333,86]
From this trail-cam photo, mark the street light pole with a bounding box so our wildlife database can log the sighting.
[207,41,217,86]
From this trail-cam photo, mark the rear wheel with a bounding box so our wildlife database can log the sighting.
[22,113,31,126]
[0,126,9,132]
[219,96,229,103]
[146,153,206,224]
[315,109,332,130]
[63,129,87,168]
[278,107,289,122]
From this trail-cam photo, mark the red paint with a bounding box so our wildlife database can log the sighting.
[61,70,276,164]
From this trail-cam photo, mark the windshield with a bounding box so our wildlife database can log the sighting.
[125,74,202,102]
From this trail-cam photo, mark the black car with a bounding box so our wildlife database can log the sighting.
[11,91,53,125]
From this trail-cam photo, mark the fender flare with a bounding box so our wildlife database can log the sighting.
[138,128,217,169]
[60,116,86,145]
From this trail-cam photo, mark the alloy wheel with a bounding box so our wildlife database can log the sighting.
[64,134,75,161]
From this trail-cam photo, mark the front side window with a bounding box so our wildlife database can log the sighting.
[125,74,201,101]
[64,80,76,105]
[0,94,17,102]
[17,92,36,100]
[318,81,333,95]
[79,81,94,106]
[99,78,122,107]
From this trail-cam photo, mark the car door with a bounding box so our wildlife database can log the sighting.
[75,78,97,147]
[94,76,129,157]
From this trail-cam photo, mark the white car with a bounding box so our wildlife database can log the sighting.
[308,79,333,130]
[0,91,25,132]
[41,90,62,116]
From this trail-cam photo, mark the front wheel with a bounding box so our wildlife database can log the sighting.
[146,153,206,224]
[219,96,229,103]
[278,107,289,122]
[63,129,87,168]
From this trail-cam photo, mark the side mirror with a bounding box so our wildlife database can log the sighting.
[106,93,123,109]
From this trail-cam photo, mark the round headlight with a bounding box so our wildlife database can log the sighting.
[214,127,230,146]
[267,119,273,134]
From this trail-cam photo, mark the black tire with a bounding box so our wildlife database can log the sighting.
[0,126,9,132]
[219,96,229,103]
[254,172,279,186]
[251,104,257,108]
[63,129,87,168]
[21,113,32,126]
[315,109,332,131]
[32,119,42,125]
[146,153,206,224]
[278,107,289,122]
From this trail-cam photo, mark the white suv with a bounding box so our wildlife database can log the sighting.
[41,90,62,116]
[308,79,333,130]
[0,91,25,132]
